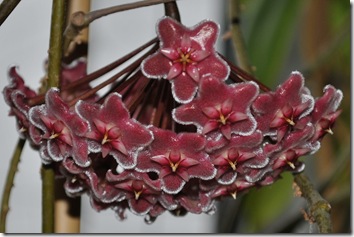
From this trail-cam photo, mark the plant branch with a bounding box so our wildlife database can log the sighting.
[42,0,67,233]
[0,138,26,232]
[293,173,332,233]
[63,0,177,52]
[229,0,254,74]
[0,0,20,26]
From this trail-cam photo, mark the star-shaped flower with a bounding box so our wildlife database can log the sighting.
[209,130,268,185]
[136,126,216,194]
[141,16,229,103]
[252,71,314,142]
[28,88,89,166]
[173,77,258,151]
[76,92,153,169]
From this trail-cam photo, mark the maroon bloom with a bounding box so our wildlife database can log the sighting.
[76,92,153,169]
[3,66,37,138]
[309,85,343,141]
[209,130,268,185]
[211,179,255,200]
[28,88,89,166]
[173,77,258,151]
[264,124,316,171]
[141,16,229,103]
[252,71,314,142]
[136,127,216,194]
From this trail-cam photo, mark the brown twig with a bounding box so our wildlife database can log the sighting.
[0,0,20,26]
[293,173,332,233]
[0,138,26,233]
[63,0,177,52]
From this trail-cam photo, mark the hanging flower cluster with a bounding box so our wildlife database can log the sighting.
[2,16,343,223]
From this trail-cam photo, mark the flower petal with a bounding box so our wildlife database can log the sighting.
[186,64,200,82]
[167,64,183,80]
[190,50,210,62]
[202,120,219,134]
[160,48,179,60]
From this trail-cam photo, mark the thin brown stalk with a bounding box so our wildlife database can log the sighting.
[62,38,158,91]
[68,45,157,107]
[164,1,180,21]
[27,38,158,107]
[63,0,176,52]
[151,80,169,127]
[0,138,26,233]
[0,0,20,26]
[126,80,155,110]
[159,83,174,130]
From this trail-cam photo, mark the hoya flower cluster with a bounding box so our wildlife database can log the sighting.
[3,17,342,223]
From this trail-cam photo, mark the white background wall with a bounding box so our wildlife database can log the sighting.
[0,0,225,233]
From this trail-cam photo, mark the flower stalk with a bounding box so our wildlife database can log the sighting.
[0,138,26,233]
[42,0,67,233]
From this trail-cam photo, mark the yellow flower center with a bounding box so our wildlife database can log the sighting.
[218,113,227,125]
[175,48,193,71]
[134,190,143,200]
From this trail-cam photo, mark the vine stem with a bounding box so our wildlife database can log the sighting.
[63,0,178,52]
[293,173,332,233]
[0,138,26,232]
[42,0,67,233]
[0,0,21,26]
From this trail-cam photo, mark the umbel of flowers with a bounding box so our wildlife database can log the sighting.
[3,16,343,223]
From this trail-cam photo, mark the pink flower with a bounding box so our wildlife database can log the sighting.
[264,124,316,171]
[113,179,159,215]
[28,89,89,166]
[209,130,268,185]
[3,66,37,138]
[141,17,229,103]
[76,92,153,169]
[252,71,314,142]
[173,77,258,151]
[136,126,216,194]
[310,85,343,141]
[211,179,255,200]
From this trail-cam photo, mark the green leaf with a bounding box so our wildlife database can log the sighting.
[240,172,294,233]
[241,0,304,88]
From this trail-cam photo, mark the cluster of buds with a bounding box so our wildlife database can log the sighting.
[3,17,342,223]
